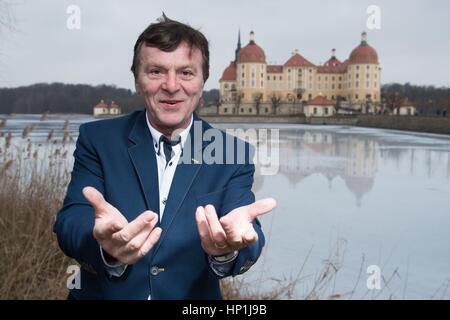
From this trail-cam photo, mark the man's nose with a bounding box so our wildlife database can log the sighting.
[161,71,180,94]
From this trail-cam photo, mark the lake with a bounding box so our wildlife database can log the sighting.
[1,113,449,299]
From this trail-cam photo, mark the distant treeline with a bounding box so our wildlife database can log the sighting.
[0,82,447,115]
[0,83,219,114]
[381,83,450,115]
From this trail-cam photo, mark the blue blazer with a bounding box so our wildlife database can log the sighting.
[53,110,265,300]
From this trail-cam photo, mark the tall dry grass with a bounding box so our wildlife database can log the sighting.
[0,135,74,299]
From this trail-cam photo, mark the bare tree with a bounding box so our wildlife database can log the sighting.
[0,1,17,36]
[252,92,263,115]
[234,91,243,115]
[386,91,403,115]
[270,93,281,115]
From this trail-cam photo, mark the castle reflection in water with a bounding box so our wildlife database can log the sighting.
[250,126,450,207]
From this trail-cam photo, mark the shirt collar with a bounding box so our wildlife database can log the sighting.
[145,110,193,151]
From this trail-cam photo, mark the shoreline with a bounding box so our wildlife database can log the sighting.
[2,113,450,136]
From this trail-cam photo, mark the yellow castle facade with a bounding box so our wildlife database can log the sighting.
[219,31,381,115]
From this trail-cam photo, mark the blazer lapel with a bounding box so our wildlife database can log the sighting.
[127,110,160,216]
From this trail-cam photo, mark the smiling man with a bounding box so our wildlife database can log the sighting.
[53,15,276,300]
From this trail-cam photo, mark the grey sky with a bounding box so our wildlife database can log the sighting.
[0,0,449,91]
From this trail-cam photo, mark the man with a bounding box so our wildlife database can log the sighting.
[53,15,276,300]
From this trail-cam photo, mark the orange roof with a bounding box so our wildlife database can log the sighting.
[267,65,283,73]
[220,61,237,81]
[401,98,414,107]
[306,96,335,106]
[237,41,266,63]
[110,101,119,109]
[349,44,378,64]
[94,100,108,109]
[317,56,347,74]
[284,53,315,68]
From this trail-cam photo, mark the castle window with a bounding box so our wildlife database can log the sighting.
[249,108,253,113]
[224,108,228,113]
[366,81,370,88]
[241,81,245,86]
[224,84,228,89]
[288,69,291,73]
[265,108,269,113]
[267,76,270,80]
[313,108,317,114]
[279,76,282,80]
[242,72,245,77]
[355,81,359,88]
[356,73,359,79]
[332,76,335,81]
[338,84,342,89]
[355,94,359,99]
[356,65,360,70]
[324,107,328,115]
[273,76,276,80]
[339,76,342,81]
[309,69,312,73]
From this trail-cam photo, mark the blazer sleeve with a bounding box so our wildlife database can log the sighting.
[220,162,266,278]
[53,123,106,277]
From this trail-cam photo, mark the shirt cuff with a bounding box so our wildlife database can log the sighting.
[99,246,128,277]
[208,250,238,277]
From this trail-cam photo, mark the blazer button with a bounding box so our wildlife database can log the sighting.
[150,266,164,276]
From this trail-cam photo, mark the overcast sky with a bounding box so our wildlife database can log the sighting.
[0,0,449,91]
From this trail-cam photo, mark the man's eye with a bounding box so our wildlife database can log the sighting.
[182,70,193,77]
[148,69,161,75]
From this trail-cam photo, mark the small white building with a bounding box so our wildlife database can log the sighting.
[394,99,416,116]
[93,100,122,117]
[304,96,336,117]
[109,101,121,115]
[93,100,109,116]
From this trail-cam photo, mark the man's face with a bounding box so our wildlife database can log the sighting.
[135,42,204,134]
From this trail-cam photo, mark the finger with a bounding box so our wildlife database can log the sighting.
[83,186,108,216]
[120,216,158,255]
[247,198,277,220]
[94,217,125,240]
[113,210,157,244]
[242,228,258,245]
[204,205,227,247]
[135,227,162,260]
[195,206,214,244]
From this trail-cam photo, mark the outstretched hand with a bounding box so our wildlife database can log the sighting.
[195,198,276,256]
[83,186,162,265]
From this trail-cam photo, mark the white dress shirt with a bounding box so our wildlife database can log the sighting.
[145,111,193,221]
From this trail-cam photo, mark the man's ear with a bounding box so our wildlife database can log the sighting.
[135,81,142,96]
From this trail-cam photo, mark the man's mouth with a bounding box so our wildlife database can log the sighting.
[159,99,184,108]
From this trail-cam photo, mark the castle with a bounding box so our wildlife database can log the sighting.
[218,31,381,116]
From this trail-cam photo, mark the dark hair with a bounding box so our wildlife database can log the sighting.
[131,14,209,82]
